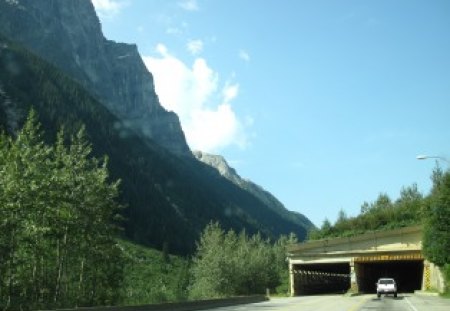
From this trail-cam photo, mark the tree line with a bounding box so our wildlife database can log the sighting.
[188,222,297,299]
[0,112,299,309]
[0,111,125,310]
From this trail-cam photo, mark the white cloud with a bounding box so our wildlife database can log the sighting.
[91,0,124,17]
[178,0,199,11]
[223,83,239,103]
[239,49,250,62]
[143,44,250,152]
[187,39,204,55]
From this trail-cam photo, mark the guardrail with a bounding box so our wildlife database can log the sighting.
[40,295,269,311]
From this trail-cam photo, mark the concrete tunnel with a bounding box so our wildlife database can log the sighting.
[355,259,424,293]
[287,226,442,296]
[293,262,350,295]
[291,259,424,295]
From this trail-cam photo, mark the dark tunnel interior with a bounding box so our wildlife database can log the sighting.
[294,263,351,295]
[293,260,424,295]
[356,260,423,293]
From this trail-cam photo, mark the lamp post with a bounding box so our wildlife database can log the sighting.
[416,155,449,164]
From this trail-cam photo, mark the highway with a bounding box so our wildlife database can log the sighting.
[203,294,450,311]
[360,294,450,311]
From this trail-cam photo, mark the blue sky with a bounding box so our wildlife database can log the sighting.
[92,0,450,227]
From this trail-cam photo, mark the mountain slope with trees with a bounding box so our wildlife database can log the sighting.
[194,151,315,232]
[0,0,190,155]
[0,34,310,255]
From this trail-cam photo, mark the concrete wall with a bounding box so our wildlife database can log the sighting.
[423,261,446,293]
[288,226,423,259]
[40,296,268,311]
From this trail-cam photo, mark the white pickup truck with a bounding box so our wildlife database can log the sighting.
[376,278,397,298]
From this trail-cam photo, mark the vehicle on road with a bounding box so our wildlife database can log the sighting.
[376,278,397,298]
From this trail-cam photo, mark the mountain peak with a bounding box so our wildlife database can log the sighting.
[0,0,191,156]
[193,151,239,181]
[194,151,316,232]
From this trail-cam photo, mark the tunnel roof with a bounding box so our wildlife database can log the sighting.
[288,225,422,258]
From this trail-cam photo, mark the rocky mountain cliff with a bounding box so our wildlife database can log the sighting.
[0,36,314,252]
[0,0,190,155]
[0,0,315,253]
[194,151,315,231]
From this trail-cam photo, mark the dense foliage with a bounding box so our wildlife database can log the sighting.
[423,170,450,293]
[119,239,190,305]
[308,184,423,240]
[0,112,124,310]
[423,171,450,266]
[189,222,297,299]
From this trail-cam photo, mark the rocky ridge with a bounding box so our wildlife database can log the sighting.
[0,0,190,155]
[194,151,315,231]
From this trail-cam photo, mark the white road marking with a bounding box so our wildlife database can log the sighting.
[405,297,419,311]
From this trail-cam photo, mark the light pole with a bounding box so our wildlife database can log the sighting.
[416,155,449,164]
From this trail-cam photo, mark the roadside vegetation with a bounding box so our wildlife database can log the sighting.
[423,171,450,296]
[0,113,298,309]
[119,239,190,305]
[308,165,450,295]
[120,222,297,306]
[189,222,297,299]
[0,112,125,310]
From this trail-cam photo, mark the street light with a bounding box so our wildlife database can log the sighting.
[416,155,449,164]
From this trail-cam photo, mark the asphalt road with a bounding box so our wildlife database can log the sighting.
[203,294,450,311]
[360,294,450,311]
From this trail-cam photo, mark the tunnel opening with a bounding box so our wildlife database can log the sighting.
[356,260,423,293]
[293,263,350,295]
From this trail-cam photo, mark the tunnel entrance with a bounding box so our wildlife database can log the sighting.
[356,260,423,293]
[293,262,350,295]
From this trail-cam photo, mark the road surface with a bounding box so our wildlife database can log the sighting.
[203,294,450,311]
[360,294,450,311]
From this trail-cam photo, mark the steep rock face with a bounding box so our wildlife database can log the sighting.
[0,0,190,155]
[1,33,315,252]
[194,151,316,231]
